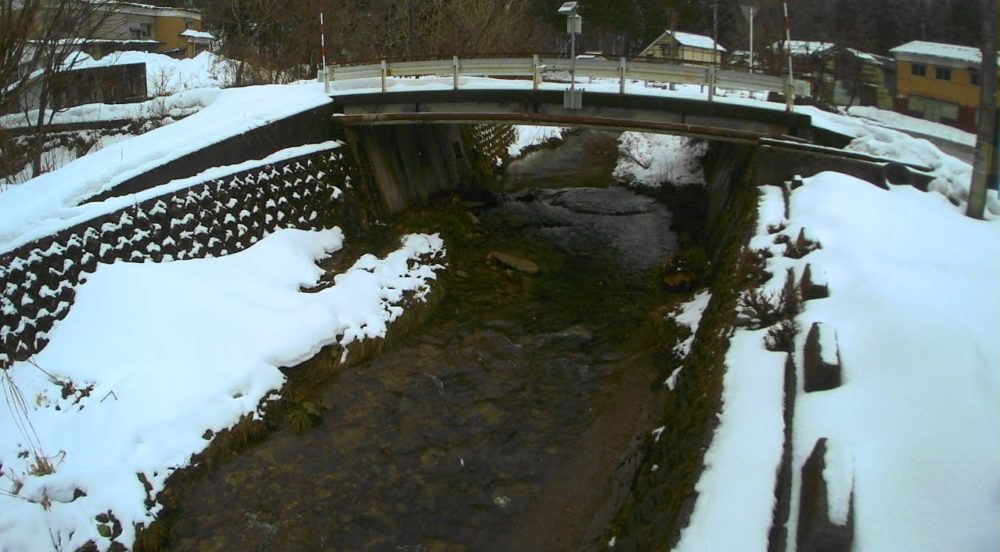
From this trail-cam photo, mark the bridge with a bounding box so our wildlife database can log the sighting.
[323,56,819,144]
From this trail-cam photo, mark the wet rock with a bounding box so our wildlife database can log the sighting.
[487,251,539,274]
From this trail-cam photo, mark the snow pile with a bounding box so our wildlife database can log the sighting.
[507,126,566,158]
[0,83,333,254]
[75,51,235,96]
[804,107,1000,217]
[614,133,707,187]
[843,106,976,147]
[690,172,1000,552]
[0,228,446,552]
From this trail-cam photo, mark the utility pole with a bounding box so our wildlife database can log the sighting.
[968,0,997,219]
[709,0,718,102]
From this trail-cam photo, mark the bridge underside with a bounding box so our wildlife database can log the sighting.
[330,89,817,144]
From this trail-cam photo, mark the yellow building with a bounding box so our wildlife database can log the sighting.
[94,2,215,59]
[639,30,725,65]
[890,40,998,131]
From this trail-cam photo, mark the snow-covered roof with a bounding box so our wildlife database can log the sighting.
[94,1,202,20]
[672,31,726,52]
[181,29,216,42]
[890,40,984,67]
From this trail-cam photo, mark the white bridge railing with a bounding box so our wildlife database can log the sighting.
[322,56,809,112]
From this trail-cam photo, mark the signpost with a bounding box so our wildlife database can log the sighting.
[559,2,583,110]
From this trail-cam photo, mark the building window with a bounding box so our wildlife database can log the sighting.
[970,69,981,86]
[911,63,926,76]
[935,67,951,80]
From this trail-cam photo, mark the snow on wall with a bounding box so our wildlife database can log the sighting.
[0,148,353,369]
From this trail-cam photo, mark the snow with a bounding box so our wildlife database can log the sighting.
[507,126,566,158]
[614,133,707,187]
[843,106,976,147]
[75,51,234,96]
[890,40,984,66]
[745,172,1000,552]
[671,291,711,358]
[771,41,835,56]
[673,329,786,552]
[180,29,216,41]
[665,290,712,390]
[0,228,445,551]
[780,173,1000,552]
[0,83,333,255]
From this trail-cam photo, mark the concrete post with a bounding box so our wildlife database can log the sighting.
[619,57,626,95]
[452,56,460,91]
[533,54,541,90]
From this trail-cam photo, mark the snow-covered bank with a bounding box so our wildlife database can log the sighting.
[0,229,445,551]
[614,133,707,187]
[777,174,1000,551]
[0,83,332,255]
[683,172,1000,552]
[507,126,566,158]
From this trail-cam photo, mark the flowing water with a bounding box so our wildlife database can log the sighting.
[161,136,684,552]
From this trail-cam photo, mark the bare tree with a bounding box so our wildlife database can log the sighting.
[1,0,119,179]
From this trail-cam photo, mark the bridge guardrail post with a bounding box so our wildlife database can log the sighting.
[453,56,460,90]
[533,54,541,91]
[381,60,388,93]
[708,65,716,103]
[619,57,626,95]
[785,80,793,112]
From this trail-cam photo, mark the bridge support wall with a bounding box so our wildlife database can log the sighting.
[342,124,475,214]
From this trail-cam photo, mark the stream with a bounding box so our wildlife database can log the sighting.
[161,133,684,552]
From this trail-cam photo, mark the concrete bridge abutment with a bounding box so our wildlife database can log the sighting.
[342,124,476,214]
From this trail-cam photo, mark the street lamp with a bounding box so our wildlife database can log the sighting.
[559,2,582,110]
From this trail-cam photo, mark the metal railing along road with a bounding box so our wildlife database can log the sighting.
[322,55,809,112]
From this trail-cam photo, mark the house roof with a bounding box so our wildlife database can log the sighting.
[671,31,726,52]
[889,40,987,67]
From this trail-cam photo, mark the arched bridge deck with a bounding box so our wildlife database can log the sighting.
[329,88,817,144]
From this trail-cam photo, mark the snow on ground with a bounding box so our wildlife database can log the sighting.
[843,106,976,147]
[507,126,566,158]
[0,228,445,552]
[691,174,1000,552]
[779,174,1000,552]
[0,82,332,255]
[673,329,786,552]
[614,133,707,187]
[1,52,235,130]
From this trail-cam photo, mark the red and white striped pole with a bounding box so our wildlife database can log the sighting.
[783,1,794,111]
[320,0,329,92]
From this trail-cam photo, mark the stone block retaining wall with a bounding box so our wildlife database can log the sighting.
[0,146,353,368]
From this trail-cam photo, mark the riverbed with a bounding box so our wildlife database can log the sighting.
[160,137,684,551]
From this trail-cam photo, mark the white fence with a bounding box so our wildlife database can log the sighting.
[322,56,810,111]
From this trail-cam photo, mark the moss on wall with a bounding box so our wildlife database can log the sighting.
[607,143,760,551]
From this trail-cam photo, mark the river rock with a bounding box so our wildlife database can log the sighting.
[487,251,539,274]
